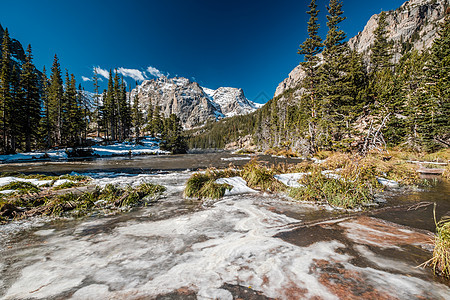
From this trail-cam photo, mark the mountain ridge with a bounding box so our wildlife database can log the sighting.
[130,76,259,129]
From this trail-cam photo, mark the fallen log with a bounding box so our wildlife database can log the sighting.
[407,160,448,166]
[417,168,445,175]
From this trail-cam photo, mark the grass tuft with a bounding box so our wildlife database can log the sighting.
[184,172,231,199]
[0,182,166,221]
[443,165,450,179]
[53,181,83,190]
[0,181,40,194]
[423,207,450,278]
[431,216,450,278]
[241,160,286,192]
[288,166,373,209]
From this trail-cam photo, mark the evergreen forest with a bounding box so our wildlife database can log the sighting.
[189,0,450,155]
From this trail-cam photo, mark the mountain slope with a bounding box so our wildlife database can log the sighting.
[275,0,449,97]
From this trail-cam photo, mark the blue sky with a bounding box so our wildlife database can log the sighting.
[1,0,405,103]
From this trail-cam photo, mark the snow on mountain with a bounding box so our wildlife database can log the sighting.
[203,86,259,118]
[130,76,259,129]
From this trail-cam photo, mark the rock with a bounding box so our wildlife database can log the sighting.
[224,134,255,150]
[377,177,400,187]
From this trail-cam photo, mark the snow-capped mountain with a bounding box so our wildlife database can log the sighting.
[130,76,259,129]
[203,86,260,118]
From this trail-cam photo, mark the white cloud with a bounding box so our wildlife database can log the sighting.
[147,66,164,78]
[94,66,110,79]
[117,67,147,81]
[82,76,91,82]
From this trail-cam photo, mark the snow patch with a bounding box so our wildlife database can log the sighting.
[377,177,399,187]
[215,177,257,195]
[273,173,308,188]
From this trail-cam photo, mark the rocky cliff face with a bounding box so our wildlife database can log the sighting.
[0,24,27,67]
[274,0,449,97]
[131,77,258,129]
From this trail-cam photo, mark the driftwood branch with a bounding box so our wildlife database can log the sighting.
[360,113,390,156]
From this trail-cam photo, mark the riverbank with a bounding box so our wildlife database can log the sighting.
[0,137,170,164]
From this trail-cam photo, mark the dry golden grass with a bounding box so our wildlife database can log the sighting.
[422,208,450,278]
[443,165,450,179]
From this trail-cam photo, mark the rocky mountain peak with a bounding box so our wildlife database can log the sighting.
[131,77,258,129]
[204,86,259,117]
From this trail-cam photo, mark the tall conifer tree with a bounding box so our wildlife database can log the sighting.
[422,11,450,149]
[0,28,12,153]
[20,44,40,152]
[318,0,350,145]
[48,55,64,146]
[298,0,323,152]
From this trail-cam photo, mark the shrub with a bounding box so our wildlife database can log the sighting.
[65,147,95,158]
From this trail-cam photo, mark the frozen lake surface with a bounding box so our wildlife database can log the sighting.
[1,157,450,299]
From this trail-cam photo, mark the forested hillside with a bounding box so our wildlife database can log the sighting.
[188,0,450,155]
[0,27,186,154]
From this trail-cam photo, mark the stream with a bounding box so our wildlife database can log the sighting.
[0,153,449,299]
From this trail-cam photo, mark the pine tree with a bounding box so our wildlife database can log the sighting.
[0,28,12,153]
[151,105,163,136]
[39,66,51,148]
[92,69,101,138]
[117,77,131,140]
[132,91,143,139]
[298,0,323,152]
[397,50,428,150]
[103,70,115,140]
[422,12,450,150]
[160,114,187,154]
[76,84,87,144]
[9,64,20,152]
[19,45,41,152]
[370,12,393,73]
[48,55,64,146]
[318,0,350,145]
[113,71,122,140]
[61,71,73,145]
